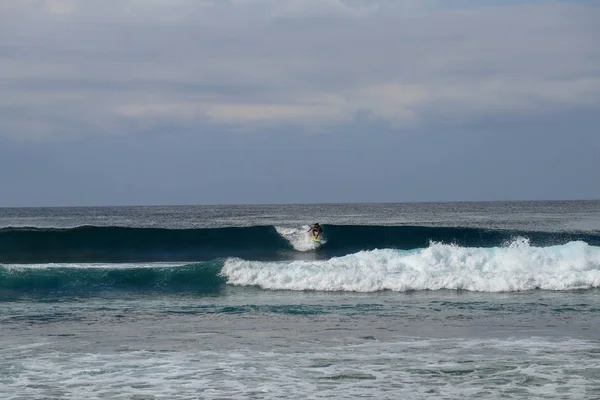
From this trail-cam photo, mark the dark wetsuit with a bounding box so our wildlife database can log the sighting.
[309,224,323,238]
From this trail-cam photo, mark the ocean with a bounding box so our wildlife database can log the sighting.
[1,201,599,399]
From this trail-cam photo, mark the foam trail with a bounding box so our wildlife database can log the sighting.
[221,240,600,292]
[275,226,323,251]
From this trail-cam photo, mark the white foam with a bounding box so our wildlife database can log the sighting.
[3,336,597,399]
[275,225,324,251]
[221,240,600,292]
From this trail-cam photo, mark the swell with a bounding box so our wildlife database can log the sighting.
[1,225,599,263]
[0,261,226,296]
[0,225,291,263]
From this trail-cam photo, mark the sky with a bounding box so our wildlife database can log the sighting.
[0,0,599,206]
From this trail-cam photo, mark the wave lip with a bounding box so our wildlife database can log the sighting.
[221,240,600,293]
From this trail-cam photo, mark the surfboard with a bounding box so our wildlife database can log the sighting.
[312,236,321,242]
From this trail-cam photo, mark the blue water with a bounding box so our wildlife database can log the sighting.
[1,201,600,399]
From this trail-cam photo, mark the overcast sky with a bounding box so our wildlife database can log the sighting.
[1,0,599,206]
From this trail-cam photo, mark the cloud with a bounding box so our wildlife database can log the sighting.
[0,0,599,140]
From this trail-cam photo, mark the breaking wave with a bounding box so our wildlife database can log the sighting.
[221,240,600,292]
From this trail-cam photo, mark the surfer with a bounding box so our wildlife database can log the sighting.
[308,223,323,239]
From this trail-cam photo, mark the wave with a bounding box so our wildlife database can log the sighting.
[1,225,599,263]
[3,240,599,296]
[222,240,600,292]
[0,225,290,263]
[0,261,226,296]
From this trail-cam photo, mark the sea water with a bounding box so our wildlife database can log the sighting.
[1,201,599,399]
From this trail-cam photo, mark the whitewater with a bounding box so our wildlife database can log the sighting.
[222,239,600,292]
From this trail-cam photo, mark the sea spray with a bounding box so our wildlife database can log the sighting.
[275,226,324,251]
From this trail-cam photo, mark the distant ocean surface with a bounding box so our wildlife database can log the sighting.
[1,201,600,399]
